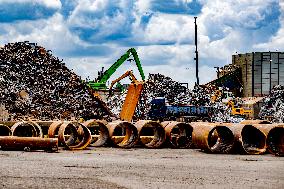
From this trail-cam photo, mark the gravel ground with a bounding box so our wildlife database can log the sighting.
[0,148,283,189]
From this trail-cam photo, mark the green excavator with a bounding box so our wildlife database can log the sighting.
[87,48,145,91]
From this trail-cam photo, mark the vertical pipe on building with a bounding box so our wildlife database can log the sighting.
[252,52,255,97]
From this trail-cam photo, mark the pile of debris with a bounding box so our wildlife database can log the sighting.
[0,42,110,120]
[259,85,284,123]
[107,73,232,121]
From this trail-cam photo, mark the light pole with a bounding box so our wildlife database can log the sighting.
[194,17,199,85]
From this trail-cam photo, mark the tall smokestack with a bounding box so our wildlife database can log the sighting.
[194,17,199,85]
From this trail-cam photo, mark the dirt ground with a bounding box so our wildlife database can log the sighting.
[0,148,283,189]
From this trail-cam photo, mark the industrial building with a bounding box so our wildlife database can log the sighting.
[233,52,284,97]
[210,52,284,97]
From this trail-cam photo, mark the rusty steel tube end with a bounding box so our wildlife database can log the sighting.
[0,124,11,136]
[208,126,235,154]
[135,120,165,148]
[83,119,109,147]
[162,121,193,148]
[11,121,38,137]
[106,121,138,148]
[267,126,284,156]
[58,122,91,150]
[240,125,267,155]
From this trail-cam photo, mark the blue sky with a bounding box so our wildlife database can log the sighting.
[0,0,283,88]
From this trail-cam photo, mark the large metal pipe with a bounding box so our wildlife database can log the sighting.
[248,124,284,156]
[82,119,109,147]
[134,120,165,148]
[48,121,64,138]
[228,124,267,155]
[0,124,11,136]
[11,121,39,137]
[58,122,91,150]
[106,121,138,148]
[161,121,193,148]
[0,136,58,152]
[191,122,235,153]
[266,125,284,156]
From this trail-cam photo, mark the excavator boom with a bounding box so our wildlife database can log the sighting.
[109,70,137,91]
[88,48,145,90]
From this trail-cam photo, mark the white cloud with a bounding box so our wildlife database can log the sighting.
[253,1,284,51]
[144,14,194,44]
[0,0,62,9]
[135,0,152,13]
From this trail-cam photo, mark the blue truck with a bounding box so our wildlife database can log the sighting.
[148,98,212,122]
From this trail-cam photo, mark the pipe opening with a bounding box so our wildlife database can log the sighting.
[11,122,37,137]
[168,123,192,148]
[58,122,91,150]
[84,120,109,147]
[267,127,284,156]
[139,122,165,148]
[241,125,266,154]
[0,124,11,136]
[110,122,138,148]
[208,126,234,153]
[62,124,79,146]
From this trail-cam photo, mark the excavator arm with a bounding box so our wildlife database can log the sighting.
[109,70,137,91]
[88,48,145,90]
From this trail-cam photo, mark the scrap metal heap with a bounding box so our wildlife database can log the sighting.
[0,42,111,120]
[107,73,232,121]
[259,85,284,123]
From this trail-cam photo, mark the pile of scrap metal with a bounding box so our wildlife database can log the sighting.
[259,85,284,123]
[0,120,282,156]
[107,73,233,122]
[0,42,111,121]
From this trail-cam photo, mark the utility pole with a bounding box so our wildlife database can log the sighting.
[194,17,199,85]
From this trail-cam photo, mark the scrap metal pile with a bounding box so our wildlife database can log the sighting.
[107,73,231,121]
[0,42,110,121]
[0,120,283,156]
[259,85,284,123]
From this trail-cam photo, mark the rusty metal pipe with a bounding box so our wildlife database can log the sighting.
[134,120,165,148]
[227,124,267,155]
[58,122,91,150]
[83,119,109,147]
[0,136,58,152]
[248,124,283,156]
[48,121,64,138]
[11,121,38,137]
[266,125,284,156]
[161,121,193,148]
[0,124,11,136]
[106,121,138,148]
[191,122,235,153]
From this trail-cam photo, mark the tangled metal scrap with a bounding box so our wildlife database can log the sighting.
[0,42,110,121]
[259,85,284,123]
[107,73,231,121]
[0,120,283,156]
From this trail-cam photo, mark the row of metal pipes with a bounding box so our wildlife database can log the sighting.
[0,119,283,156]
